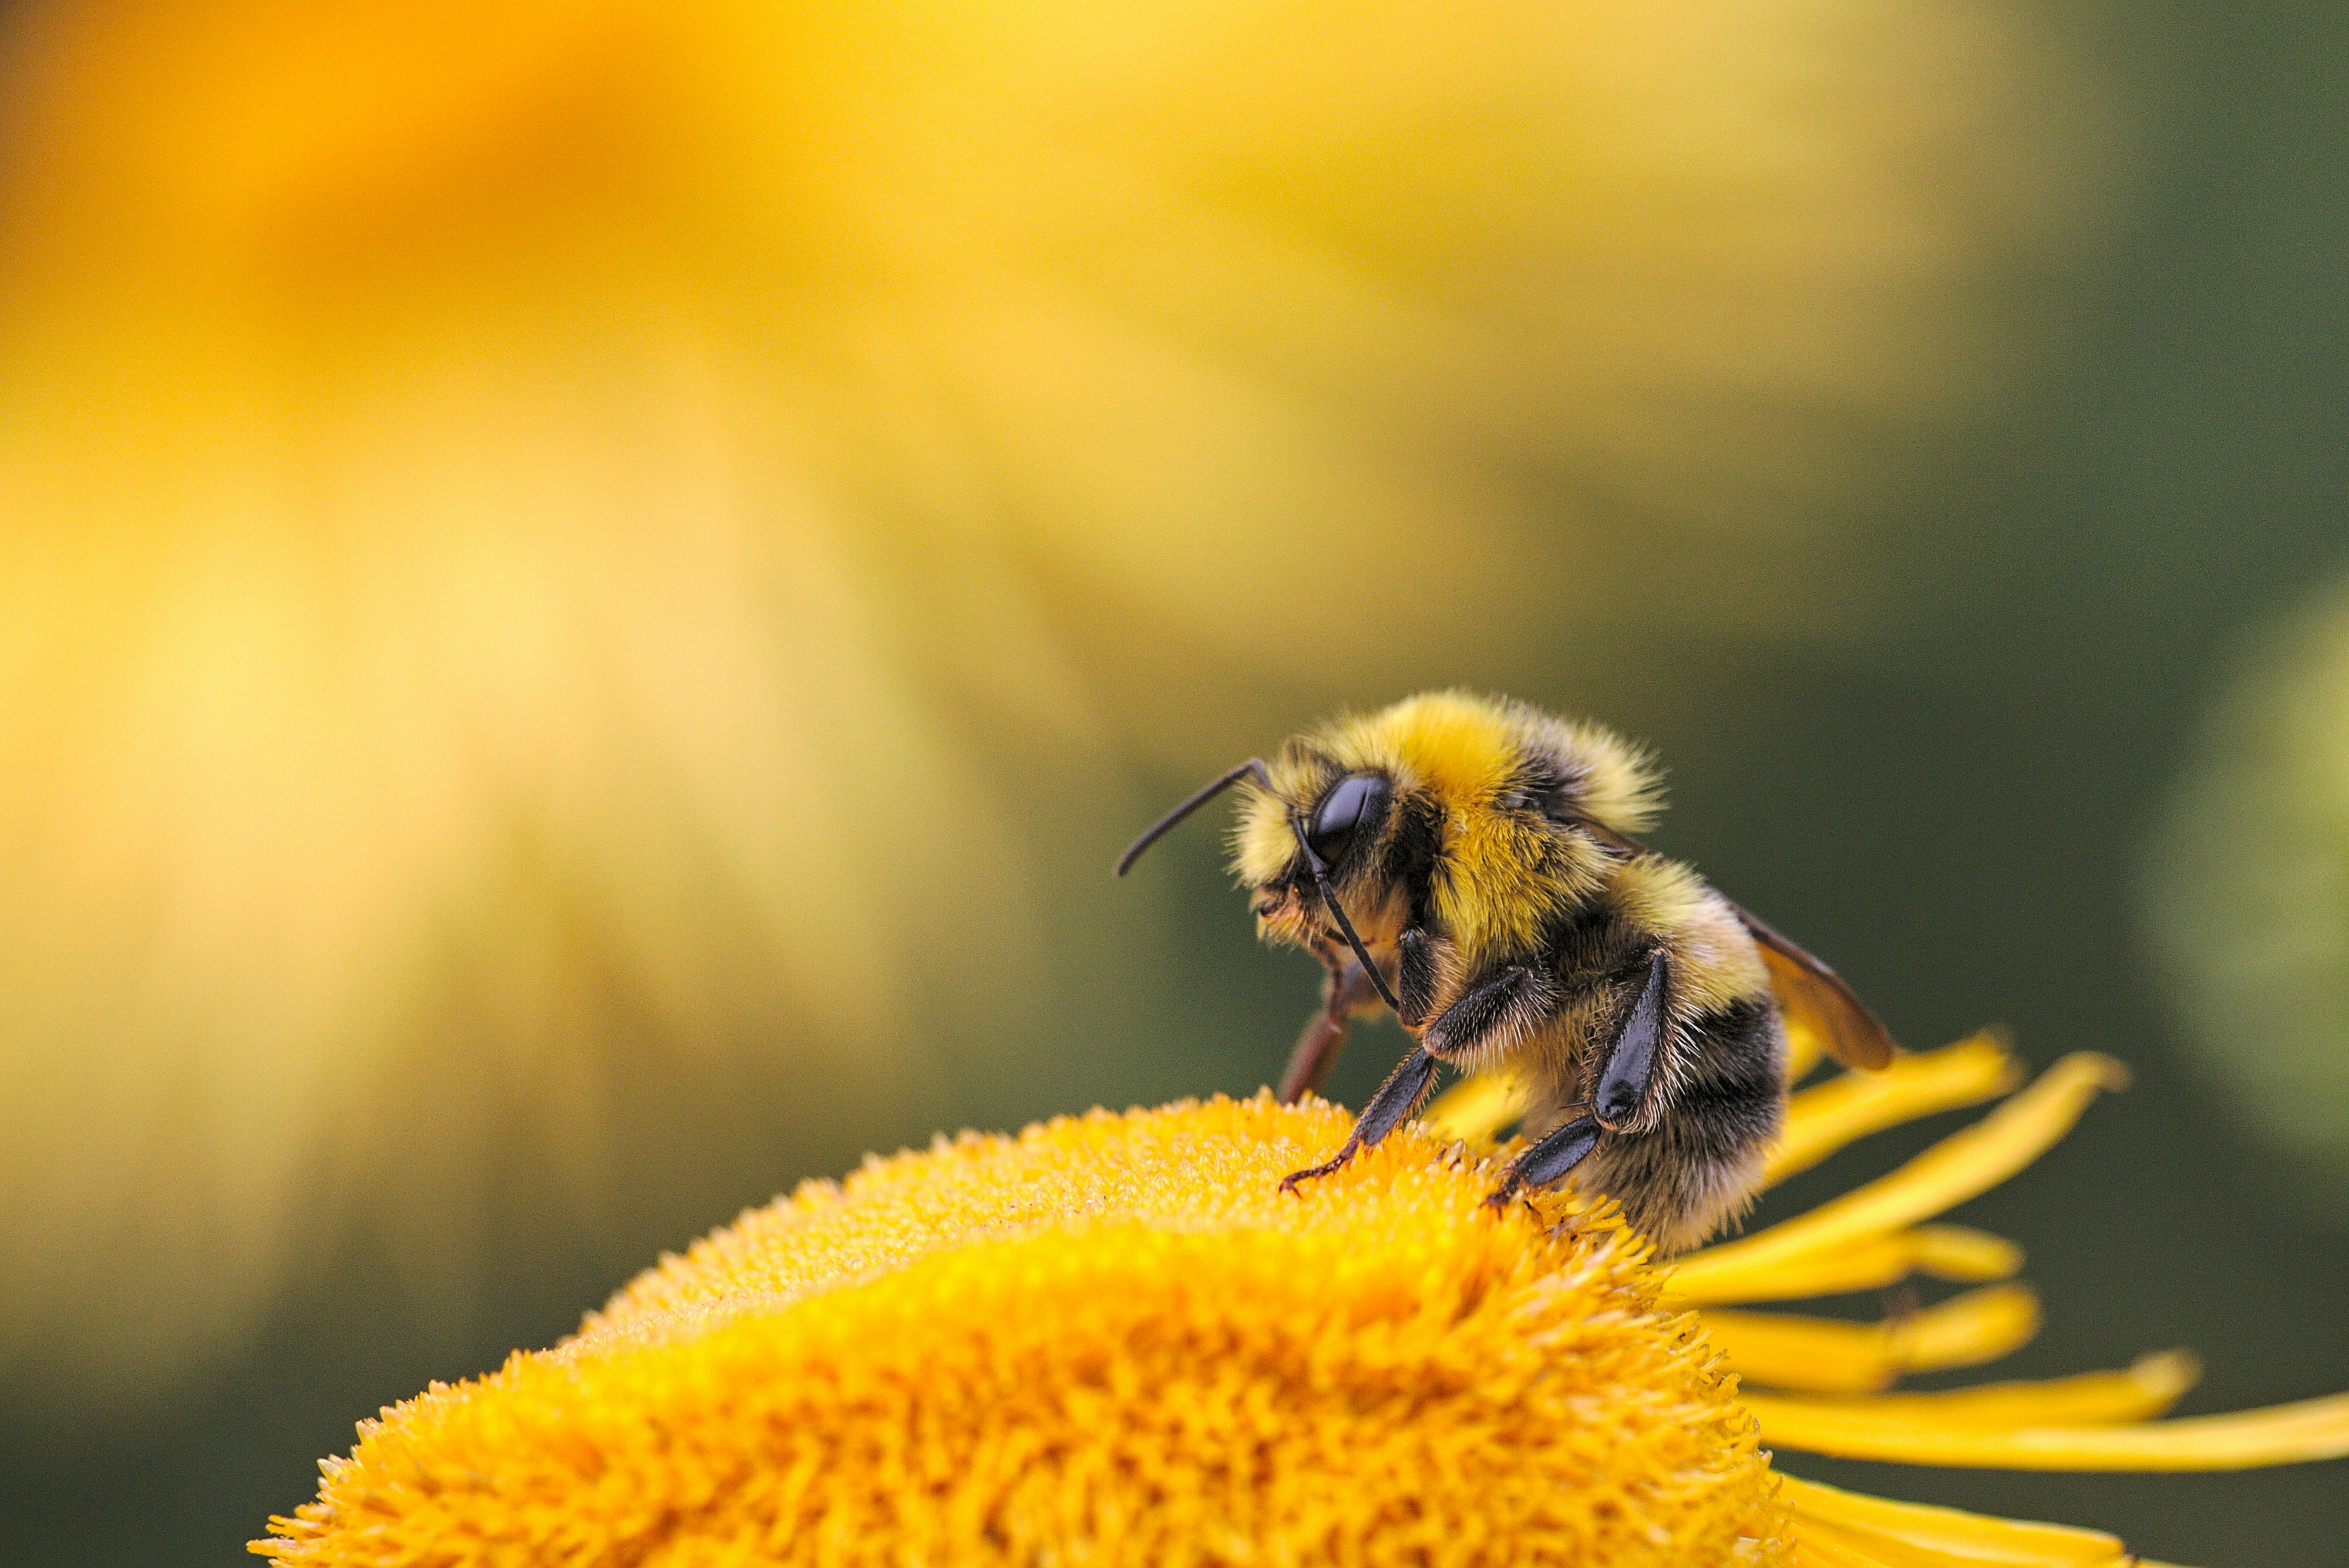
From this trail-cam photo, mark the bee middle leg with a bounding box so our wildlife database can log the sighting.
[1419,962,1554,1061]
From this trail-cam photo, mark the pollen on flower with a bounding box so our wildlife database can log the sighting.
[254,1094,1789,1567]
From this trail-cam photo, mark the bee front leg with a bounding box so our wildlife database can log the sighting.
[1279,1046,1439,1194]
[1282,954,1560,1197]
[1277,956,1389,1104]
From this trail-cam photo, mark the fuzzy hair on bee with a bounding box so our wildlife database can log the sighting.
[1118,690,1892,1252]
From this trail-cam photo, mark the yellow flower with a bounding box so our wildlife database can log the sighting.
[256,1033,2348,1567]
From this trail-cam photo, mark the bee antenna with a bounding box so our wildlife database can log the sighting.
[1295,829,1404,1014]
[1115,758,1273,876]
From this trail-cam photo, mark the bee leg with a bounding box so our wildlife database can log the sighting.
[1483,1114,1601,1210]
[1419,963,1545,1061]
[1594,950,1672,1132]
[1483,952,1668,1210]
[1277,958,1388,1104]
[1277,1009,1350,1106]
[1395,926,1438,1029]
[1280,1046,1439,1194]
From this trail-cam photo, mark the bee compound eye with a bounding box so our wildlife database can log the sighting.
[1307,773,1388,863]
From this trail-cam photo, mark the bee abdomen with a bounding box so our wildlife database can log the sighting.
[1573,995,1786,1253]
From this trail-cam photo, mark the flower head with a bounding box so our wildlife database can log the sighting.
[260,1095,1785,1564]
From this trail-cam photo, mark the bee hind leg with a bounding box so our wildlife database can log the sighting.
[1483,1115,1601,1211]
[1484,950,1670,1211]
[1595,950,1671,1131]
[1280,1046,1439,1194]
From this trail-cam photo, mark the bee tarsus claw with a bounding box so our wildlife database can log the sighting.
[1278,1158,1347,1195]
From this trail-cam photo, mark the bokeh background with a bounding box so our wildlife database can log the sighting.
[0,1,2343,1563]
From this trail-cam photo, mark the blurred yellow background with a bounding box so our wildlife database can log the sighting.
[2143,570,2349,1217]
[0,1,2343,1564]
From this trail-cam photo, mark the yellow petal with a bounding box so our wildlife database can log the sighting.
[1794,1517,2134,1568]
[1674,1055,2128,1301]
[1784,1018,1829,1087]
[1704,1285,2039,1395]
[1671,1224,2022,1308]
[1753,1352,2199,1430]
[1890,1284,2044,1377]
[1421,1068,1525,1147]
[1769,1033,2024,1187]
[1779,1473,2133,1567]
[1793,1535,1898,1567]
[1749,1388,2349,1470]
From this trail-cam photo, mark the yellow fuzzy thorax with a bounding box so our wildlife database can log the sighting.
[1234,691,1662,965]
[255,1096,1786,1567]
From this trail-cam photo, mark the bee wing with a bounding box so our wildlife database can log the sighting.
[1731,906,1894,1071]
[1556,810,1893,1072]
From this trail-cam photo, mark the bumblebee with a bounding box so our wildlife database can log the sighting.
[1116,691,1891,1250]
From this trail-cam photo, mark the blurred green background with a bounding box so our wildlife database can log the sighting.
[1,1,2344,1563]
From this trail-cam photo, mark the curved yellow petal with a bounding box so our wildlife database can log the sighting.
[1769,1033,2024,1187]
[1752,1352,2199,1431]
[1779,1474,2135,1567]
[1671,1224,2022,1308]
[1421,1068,1525,1147]
[1704,1285,2040,1395]
[1889,1284,2043,1375]
[1748,1388,2349,1470]
[1674,1055,2128,1301]
[1793,1535,1897,1567]
[1784,1018,1830,1088]
[1793,1517,2135,1568]
[1901,1226,2030,1286]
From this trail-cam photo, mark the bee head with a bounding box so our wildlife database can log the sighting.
[1116,753,1407,1009]
[1227,755,1419,1008]
[1238,765,1397,910]
[1116,693,1665,995]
